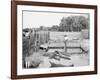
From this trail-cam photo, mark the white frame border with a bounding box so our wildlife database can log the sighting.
[17,5,95,75]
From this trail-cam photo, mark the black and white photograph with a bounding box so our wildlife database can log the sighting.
[22,11,90,69]
[11,1,97,79]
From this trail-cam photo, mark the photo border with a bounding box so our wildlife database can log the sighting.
[11,1,97,79]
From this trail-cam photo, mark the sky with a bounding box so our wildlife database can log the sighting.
[23,11,89,29]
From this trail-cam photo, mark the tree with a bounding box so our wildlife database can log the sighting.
[59,16,89,32]
[40,26,44,30]
[50,25,59,31]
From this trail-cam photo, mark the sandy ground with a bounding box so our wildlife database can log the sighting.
[70,54,89,66]
[28,53,89,68]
